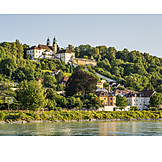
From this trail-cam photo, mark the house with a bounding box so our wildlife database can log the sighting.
[95,91,116,106]
[100,78,106,84]
[56,49,75,64]
[96,82,103,89]
[38,78,44,83]
[125,90,156,110]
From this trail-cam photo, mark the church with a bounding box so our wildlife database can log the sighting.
[26,37,75,64]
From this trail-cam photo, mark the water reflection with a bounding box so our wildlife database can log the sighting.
[0,121,162,136]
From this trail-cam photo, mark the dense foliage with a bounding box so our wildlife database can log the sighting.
[0,40,161,111]
[0,110,162,122]
[74,45,162,92]
[116,95,129,111]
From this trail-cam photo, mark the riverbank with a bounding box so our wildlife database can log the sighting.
[1,118,162,124]
[0,110,162,123]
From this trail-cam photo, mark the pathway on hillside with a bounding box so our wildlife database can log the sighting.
[73,62,116,82]
[95,72,115,82]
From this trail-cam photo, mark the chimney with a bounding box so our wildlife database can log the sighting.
[108,84,110,93]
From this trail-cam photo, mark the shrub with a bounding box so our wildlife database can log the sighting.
[0,112,6,120]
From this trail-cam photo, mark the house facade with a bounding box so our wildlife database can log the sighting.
[95,91,116,106]
[126,90,155,110]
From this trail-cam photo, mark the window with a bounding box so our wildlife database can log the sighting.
[110,102,112,105]
[110,98,112,100]
[104,98,106,100]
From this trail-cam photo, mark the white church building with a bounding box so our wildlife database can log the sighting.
[26,37,75,64]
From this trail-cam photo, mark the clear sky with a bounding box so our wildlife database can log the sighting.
[0,14,162,58]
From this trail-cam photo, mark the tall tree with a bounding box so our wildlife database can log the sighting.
[149,93,162,110]
[65,71,97,96]
[116,95,129,111]
[16,80,45,111]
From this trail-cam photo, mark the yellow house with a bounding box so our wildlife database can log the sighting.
[95,91,116,106]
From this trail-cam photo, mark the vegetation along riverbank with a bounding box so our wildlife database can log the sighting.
[1,110,162,123]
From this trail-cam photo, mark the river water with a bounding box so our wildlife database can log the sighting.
[0,120,162,136]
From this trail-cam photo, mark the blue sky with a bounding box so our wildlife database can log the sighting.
[0,14,162,58]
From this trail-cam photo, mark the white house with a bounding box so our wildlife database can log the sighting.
[56,49,75,64]
[26,37,75,64]
[126,90,155,110]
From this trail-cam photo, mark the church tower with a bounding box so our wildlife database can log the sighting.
[53,37,57,55]
[47,37,50,46]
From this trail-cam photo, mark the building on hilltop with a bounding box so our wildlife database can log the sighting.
[56,49,75,64]
[27,37,57,60]
[26,37,75,64]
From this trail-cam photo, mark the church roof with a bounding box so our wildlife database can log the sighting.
[38,44,53,51]
[57,49,73,54]
[27,44,53,51]
[28,45,40,50]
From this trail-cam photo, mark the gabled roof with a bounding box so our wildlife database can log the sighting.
[95,91,108,97]
[38,44,53,51]
[57,49,73,54]
[27,44,53,51]
[126,90,155,97]
[28,45,40,50]
[112,89,130,95]
[141,90,155,97]
[96,88,108,93]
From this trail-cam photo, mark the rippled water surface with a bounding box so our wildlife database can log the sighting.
[1,120,162,136]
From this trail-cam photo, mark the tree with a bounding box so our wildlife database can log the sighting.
[75,97,83,109]
[68,44,75,52]
[116,95,129,111]
[1,81,14,112]
[43,73,57,88]
[149,93,162,110]
[65,71,97,96]
[55,70,64,82]
[45,99,57,110]
[16,80,45,111]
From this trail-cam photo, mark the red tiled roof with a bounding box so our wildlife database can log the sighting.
[57,49,73,54]
[63,77,69,82]
[38,44,53,51]
[38,78,44,82]
[28,44,53,51]
[28,46,40,50]
[113,89,130,95]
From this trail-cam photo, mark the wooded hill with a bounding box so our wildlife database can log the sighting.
[0,41,161,93]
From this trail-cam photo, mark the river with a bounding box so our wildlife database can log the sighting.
[0,120,162,136]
